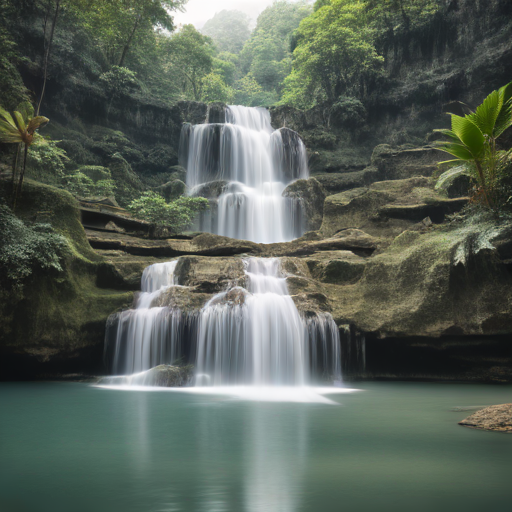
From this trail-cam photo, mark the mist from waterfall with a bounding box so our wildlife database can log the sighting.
[180,105,309,244]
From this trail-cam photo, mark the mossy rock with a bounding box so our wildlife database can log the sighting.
[146,144,179,173]
[108,153,144,207]
[0,179,133,379]
[156,180,186,202]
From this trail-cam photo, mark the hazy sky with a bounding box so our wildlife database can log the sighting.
[174,0,307,29]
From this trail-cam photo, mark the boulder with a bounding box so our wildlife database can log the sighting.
[156,179,186,202]
[98,364,194,387]
[282,178,327,231]
[304,251,366,285]
[207,102,227,123]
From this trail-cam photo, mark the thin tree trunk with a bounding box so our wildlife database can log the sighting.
[11,143,21,206]
[13,144,28,211]
[37,0,61,116]
[118,13,142,67]
[475,160,494,209]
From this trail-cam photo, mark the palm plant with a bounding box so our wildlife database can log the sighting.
[434,81,512,210]
[0,103,49,208]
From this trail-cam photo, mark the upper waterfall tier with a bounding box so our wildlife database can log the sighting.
[180,105,309,244]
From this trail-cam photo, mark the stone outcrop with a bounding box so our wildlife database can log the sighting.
[320,177,468,239]
[459,404,512,432]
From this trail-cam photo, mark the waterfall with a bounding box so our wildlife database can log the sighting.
[102,106,343,389]
[104,258,343,386]
[104,261,195,375]
[195,258,307,386]
[180,105,309,243]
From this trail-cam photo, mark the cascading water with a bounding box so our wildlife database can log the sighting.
[104,261,194,376]
[102,106,343,390]
[195,258,307,386]
[103,257,342,387]
[180,105,309,244]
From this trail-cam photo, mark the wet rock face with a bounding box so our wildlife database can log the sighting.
[207,103,227,124]
[459,404,512,432]
[282,178,327,231]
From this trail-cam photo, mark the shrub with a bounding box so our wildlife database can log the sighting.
[127,192,209,234]
[0,203,66,293]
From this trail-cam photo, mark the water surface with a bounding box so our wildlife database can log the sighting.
[0,382,511,512]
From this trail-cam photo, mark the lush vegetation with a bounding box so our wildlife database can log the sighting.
[434,82,512,212]
[0,202,66,293]
[127,192,209,233]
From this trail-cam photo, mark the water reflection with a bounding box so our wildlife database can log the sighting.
[244,405,307,512]
[126,390,312,512]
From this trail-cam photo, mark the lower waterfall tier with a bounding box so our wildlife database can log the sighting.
[104,258,343,386]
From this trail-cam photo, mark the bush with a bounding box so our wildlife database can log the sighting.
[64,171,116,198]
[99,66,139,97]
[127,192,209,234]
[0,203,66,293]
[26,138,69,186]
[330,97,367,128]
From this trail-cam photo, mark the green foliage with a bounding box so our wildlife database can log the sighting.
[365,0,440,31]
[99,66,139,96]
[0,202,66,292]
[281,0,384,108]
[201,10,251,54]
[433,82,512,210]
[237,0,311,103]
[201,73,233,104]
[127,192,209,233]
[233,75,277,107]
[26,138,69,186]
[64,171,116,198]
[330,96,367,128]
[0,20,30,110]
[165,25,215,100]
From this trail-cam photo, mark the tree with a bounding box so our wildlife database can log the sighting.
[127,192,209,233]
[201,10,251,54]
[165,25,214,100]
[365,0,440,31]
[281,0,383,108]
[0,103,49,208]
[201,73,233,104]
[434,82,512,210]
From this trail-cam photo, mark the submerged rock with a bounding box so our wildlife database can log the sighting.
[459,404,512,433]
[98,364,194,387]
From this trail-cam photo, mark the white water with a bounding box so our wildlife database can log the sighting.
[182,105,309,243]
[105,257,343,387]
[106,261,188,375]
[195,258,307,386]
[103,106,342,390]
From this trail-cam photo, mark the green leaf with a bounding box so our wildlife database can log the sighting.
[468,89,501,137]
[451,115,485,158]
[494,82,512,138]
[435,142,475,161]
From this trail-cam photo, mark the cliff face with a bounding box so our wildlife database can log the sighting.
[271,0,512,175]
